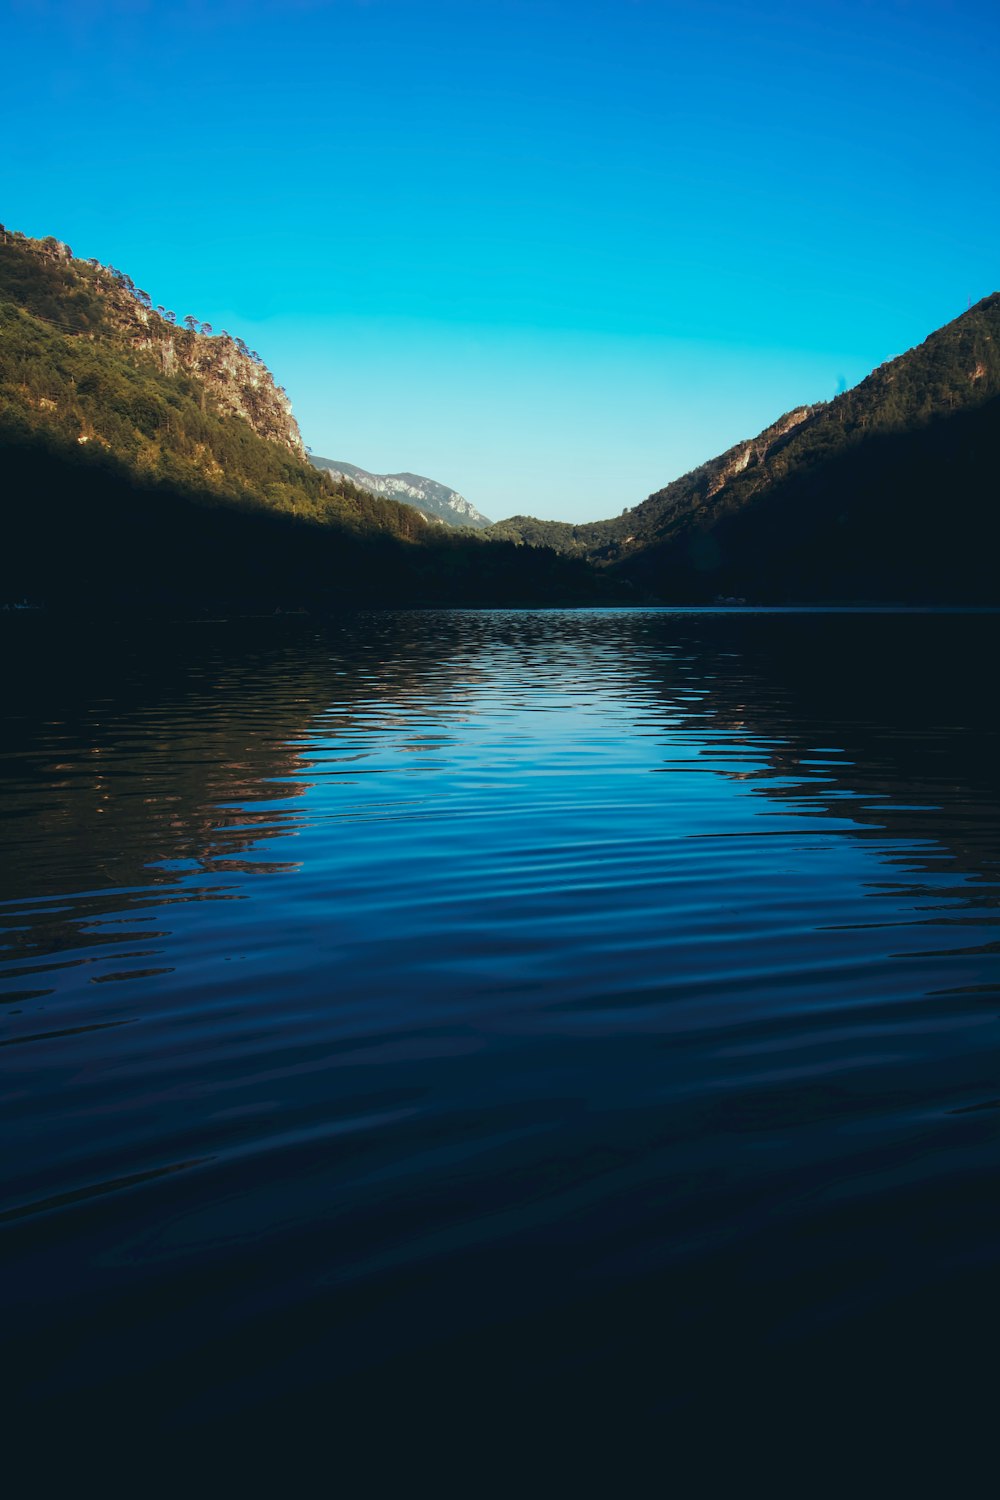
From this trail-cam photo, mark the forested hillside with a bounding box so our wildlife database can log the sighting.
[0,229,432,540]
[0,228,598,611]
[5,223,995,609]
[491,295,1000,601]
[310,457,492,529]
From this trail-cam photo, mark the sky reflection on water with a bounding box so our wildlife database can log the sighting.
[2,609,999,1471]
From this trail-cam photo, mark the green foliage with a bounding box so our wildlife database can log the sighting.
[0,428,605,613]
[8,221,992,609]
[485,514,622,555]
[611,293,1000,600]
[489,293,1000,602]
[0,227,604,612]
[0,233,437,545]
[0,234,106,333]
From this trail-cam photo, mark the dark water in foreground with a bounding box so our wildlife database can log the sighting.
[3,609,1000,1471]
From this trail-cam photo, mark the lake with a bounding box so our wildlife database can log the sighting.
[3,608,1000,1474]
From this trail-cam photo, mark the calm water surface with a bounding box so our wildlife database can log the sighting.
[3,609,1000,1462]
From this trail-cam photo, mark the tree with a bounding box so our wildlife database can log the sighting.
[183,315,198,332]
[200,322,213,336]
[165,311,176,325]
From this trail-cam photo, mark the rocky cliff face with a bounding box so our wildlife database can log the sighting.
[3,231,305,458]
[704,407,814,499]
[309,457,492,528]
[150,331,305,457]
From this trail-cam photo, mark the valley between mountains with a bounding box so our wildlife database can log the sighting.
[2,224,997,612]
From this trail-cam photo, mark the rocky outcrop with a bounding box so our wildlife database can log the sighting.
[4,231,305,457]
[154,332,305,457]
[705,407,814,498]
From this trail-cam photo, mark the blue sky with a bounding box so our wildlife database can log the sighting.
[4,0,998,521]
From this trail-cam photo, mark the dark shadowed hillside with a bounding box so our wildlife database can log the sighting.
[623,387,1000,602]
[491,295,1000,601]
[5,223,995,609]
[0,228,599,612]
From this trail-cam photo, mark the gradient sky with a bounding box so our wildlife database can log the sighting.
[4,0,998,521]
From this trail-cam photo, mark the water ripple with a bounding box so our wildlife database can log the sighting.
[2,608,1000,1447]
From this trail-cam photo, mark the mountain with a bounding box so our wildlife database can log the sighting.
[0,229,307,459]
[490,295,1000,602]
[7,220,992,610]
[310,457,492,529]
[0,227,429,534]
[0,226,598,612]
[486,405,819,560]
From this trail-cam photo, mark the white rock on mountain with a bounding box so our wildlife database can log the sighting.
[309,457,492,529]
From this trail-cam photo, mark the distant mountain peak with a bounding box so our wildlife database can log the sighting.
[309,458,491,529]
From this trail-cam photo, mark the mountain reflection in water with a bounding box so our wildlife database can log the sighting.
[2,609,999,1472]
